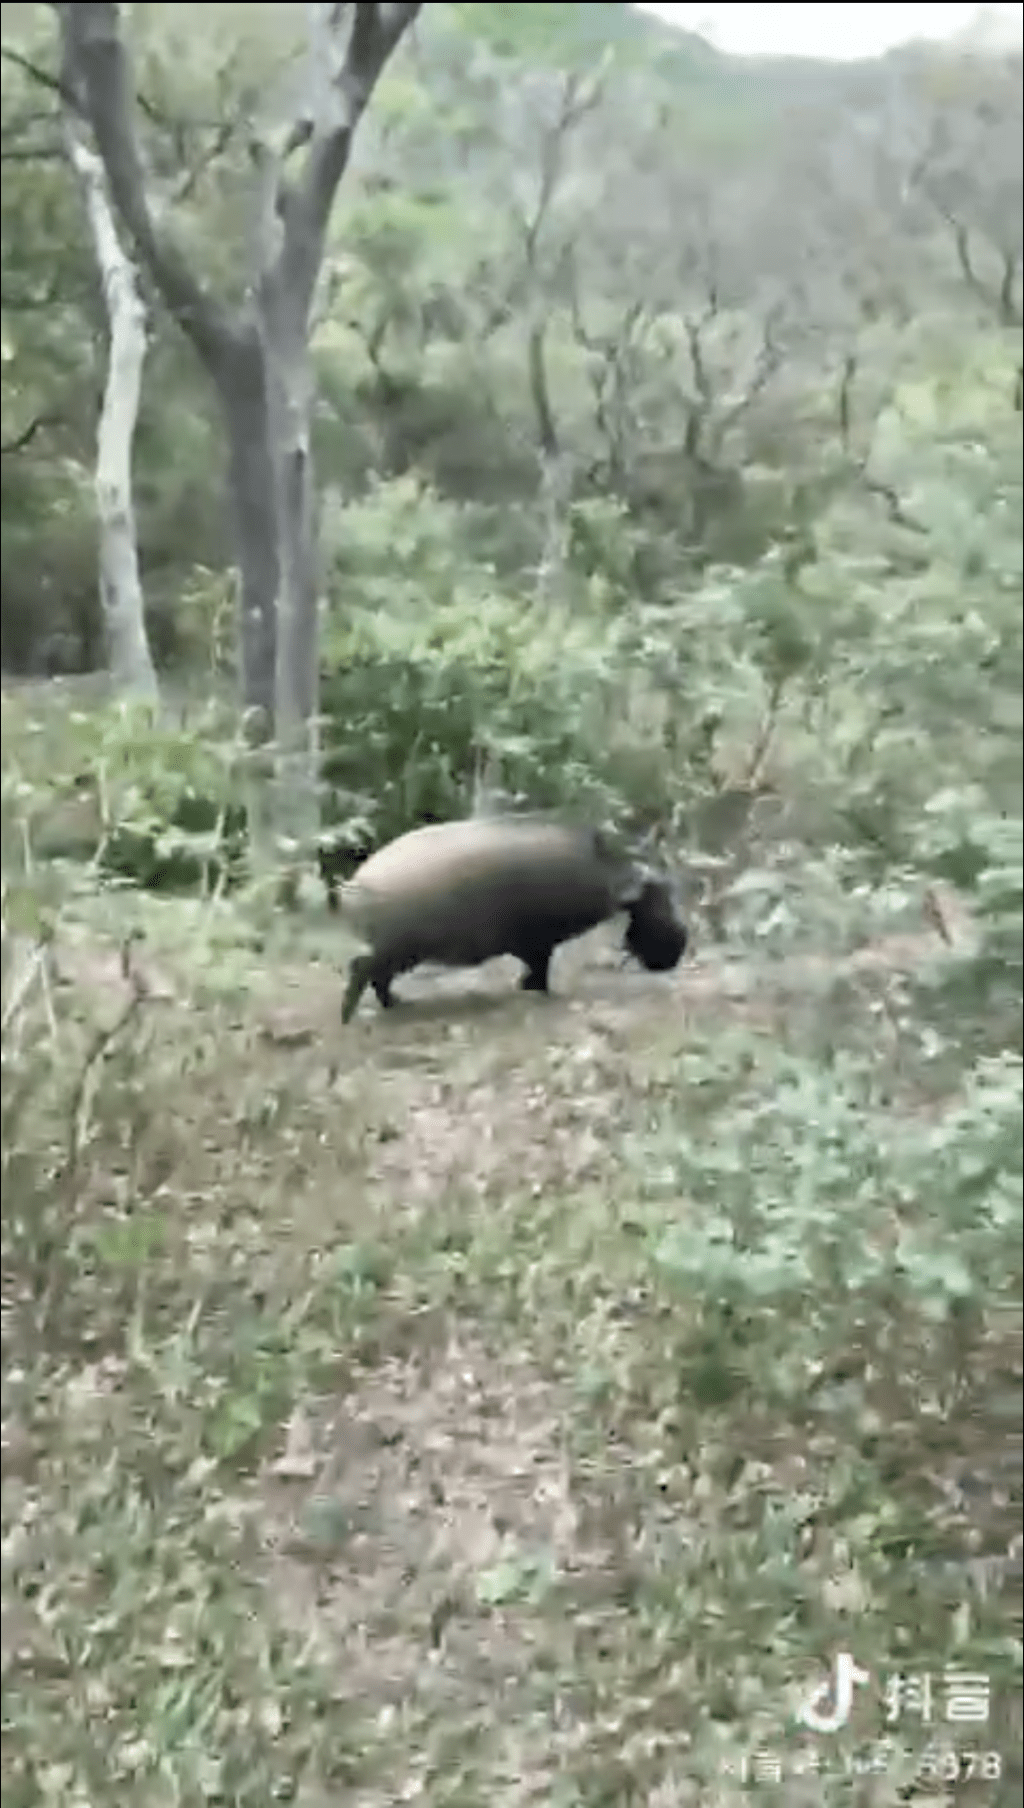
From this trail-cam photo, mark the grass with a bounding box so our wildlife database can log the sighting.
[3,871,1020,1808]
[1,676,1019,1804]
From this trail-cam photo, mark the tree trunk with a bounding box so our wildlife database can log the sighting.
[217,331,278,733]
[64,121,158,700]
[54,0,423,845]
[258,283,321,851]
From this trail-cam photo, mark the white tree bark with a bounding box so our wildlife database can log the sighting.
[64,116,158,701]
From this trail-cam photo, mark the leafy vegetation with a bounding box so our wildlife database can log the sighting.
[2,3,1021,1803]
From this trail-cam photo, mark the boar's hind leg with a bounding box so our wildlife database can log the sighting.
[341,954,373,1024]
[341,953,397,1024]
[517,941,555,995]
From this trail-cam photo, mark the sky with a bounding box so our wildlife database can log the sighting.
[636,3,1024,62]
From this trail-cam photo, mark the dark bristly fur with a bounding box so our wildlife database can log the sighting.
[333,817,687,1024]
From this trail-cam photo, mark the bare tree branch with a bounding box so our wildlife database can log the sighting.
[171,105,247,206]
[837,351,857,451]
[835,349,927,531]
[947,219,1023,326]
[716,308,785,439]
[905,61,1023,334]
[1,40,80,111]
[267,2,421,323]
[527,322,558,458]
[498,66,607,460]
[1,413,63,456]
[515,66,606,268]
[567,261,647,483]
[52,3,235,366]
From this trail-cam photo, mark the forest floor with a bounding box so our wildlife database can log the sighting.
[2,811,1020,1803]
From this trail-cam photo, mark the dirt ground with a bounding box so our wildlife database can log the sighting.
[5,899,1019,1806]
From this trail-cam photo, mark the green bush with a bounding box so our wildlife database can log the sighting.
[318,475,764,856]
[2,694,250,898]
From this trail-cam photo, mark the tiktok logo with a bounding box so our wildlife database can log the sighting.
[798,1653,872,1733]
